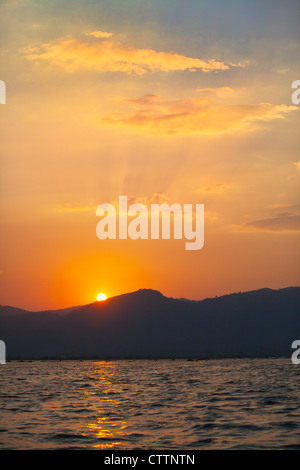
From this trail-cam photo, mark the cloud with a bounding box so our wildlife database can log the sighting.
[21,34,235,75]
[55,203,94,212]
[244,213,300,232]
[294,161,300,172]
[270,203,300,211]
[109,192,171,210]
[127,192,171,207]
[107,193,178,214]
[199,183,230,193]
[85,31,113,38]
[196,87,234,96]
[100,93,297,135]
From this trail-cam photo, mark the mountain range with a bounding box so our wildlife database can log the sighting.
[0,287,299,359]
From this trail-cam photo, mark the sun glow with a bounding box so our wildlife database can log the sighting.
[97,293,107,301]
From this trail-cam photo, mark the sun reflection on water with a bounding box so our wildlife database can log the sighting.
[83,361,129,449]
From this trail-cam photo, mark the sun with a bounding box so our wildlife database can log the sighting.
[97,293,107,301]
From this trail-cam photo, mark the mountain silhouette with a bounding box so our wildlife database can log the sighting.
[1,287,299,359]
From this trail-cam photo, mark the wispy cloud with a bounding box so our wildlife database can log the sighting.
[104,193,188,215]
[127,192,171,207]
[196,87,235,97]
[294,161,300,172]
[100,93,297,135]
[21,33,237,75]
[108,192,171,211]
[244,212,300,232]
[198,183,230,193]
[85,31,113,39]
[55,203,95,212]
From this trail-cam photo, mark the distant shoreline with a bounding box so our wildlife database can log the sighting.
[4,355,290,362]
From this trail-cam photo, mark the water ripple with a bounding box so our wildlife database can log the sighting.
[0,358,299,449]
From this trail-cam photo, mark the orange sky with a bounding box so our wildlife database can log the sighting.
[0,0,299,309]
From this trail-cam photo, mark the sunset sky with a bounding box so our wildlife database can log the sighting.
[0,0,299,310]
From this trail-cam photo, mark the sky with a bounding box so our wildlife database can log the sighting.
[0,0,299,310]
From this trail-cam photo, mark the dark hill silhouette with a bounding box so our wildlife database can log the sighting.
[0,304,83,317]
[1,287,299,359]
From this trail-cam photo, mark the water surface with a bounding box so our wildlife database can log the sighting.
[0,358,299,449]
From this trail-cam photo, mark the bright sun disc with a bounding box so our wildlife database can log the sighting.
[97,293,107,301]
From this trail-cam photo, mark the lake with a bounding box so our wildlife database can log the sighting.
[0,358,299,449]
